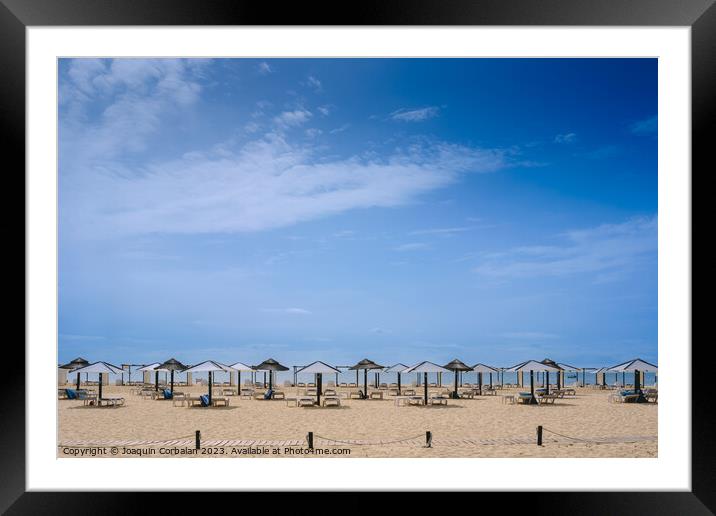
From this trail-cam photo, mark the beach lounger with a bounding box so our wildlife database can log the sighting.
[322,396,341,407]
[323,389,337,396]
[306,388,318,396]
[349,390,362,399]
[272,391,286,400]
[459,390,475,399]
[429,396,448,406]
[379,383,388,389]
[516,392,534,404]
[388,388,400,396]
[348,382,357,388]
[403,389,416,396]
[240,388,254,399]
[408,396,424,406]
[537,394,559,405]
[308,383,316,388]
[253,391,267,400]
[339,382,348,387]
[369,391,384,400]
[298,396,315,407]
[297,382,306,387]
[211,397,230,407]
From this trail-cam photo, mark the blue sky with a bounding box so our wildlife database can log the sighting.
[58,58,657,369]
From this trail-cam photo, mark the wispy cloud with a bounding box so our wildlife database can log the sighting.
[273,109,312,128]
[501,331,560,340]
[473,216,657,280]
[329,123,350,134]
[409,227,473,236]
[257,61,274,75]
[261,307,312,315]
[304,75,322,92]
[630,115,657,134]
[554,132,577,144]
[393,242,430,252]
[390,106,440,122]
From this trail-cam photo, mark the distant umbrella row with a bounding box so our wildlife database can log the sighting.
[60,356,656,404]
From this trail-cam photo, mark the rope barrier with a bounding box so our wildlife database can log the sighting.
[313,433,425,446]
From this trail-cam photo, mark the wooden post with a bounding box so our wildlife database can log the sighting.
[195,430,201,449]
[537,426,543,446]
[425,431,432,448]
[307,431,314,450]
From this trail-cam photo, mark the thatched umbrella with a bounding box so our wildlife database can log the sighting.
[471,363,499,395]
[443,359,473,399]
[59,357,90,390]
[403,361,451,405]
[507,360,562,404]
[253,358,289,392]
[157,358,187,395]
[297,361,341,406]
[183,360,233,405]
[68,361,124,400]
[384,363,409,394]
[349,359,384,399]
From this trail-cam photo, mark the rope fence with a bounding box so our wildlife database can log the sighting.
[58,426,656,450]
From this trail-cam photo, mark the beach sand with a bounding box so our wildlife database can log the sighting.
[58,385,657,458]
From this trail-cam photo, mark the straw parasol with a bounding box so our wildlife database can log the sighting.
[507,360,562,404]
[296,361,341,406]
[253,358,289,392]
[443,359,473,399]
[608,358,657,401]
[471,363,499,395]
[68,361,124,400]
[403,361,451,405]
[182,360,233,405]
[383,363,409,394]
[59,357,90,390]
[349,359,384,399]
[157,358,187,395]
[229,361,254,389]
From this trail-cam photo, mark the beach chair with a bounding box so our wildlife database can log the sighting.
[322,396,341,407]
[403,389,416,396]
[369,391,384,400]
[308,382,316,388]
[379,383,388,389]
[516,392,534,404]
[348,382,357,388]
[272,391,286,400]
[459,390,475,399]
[306,388,318,396]
[537,393,559,405]
[240,388,254,399]
[297,382,306,387]
[211,397,230,407]
[349,390,362,399]
[388,388,400,396]
[429,396,448,406]
[253,390,267,400]
[324,389,337,397]
[298,396,315,407]
[339,382,348,388]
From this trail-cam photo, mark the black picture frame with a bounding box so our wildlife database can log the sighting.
[3,0,709,511]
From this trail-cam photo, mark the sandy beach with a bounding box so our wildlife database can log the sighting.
[58,385,657,458]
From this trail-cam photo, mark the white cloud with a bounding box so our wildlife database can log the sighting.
[473,216,657,280]
[390,106,439,122]
[262,307,312,315]
[630,115,657,134]
[554,132,577,144]
[257,61,273,75]
[409,227,472,236]
[317,105,331,116]
[393,243,430,252]
[273,109,312,128]
[305,75,322,91]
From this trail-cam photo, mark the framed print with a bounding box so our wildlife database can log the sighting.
[4,0,711,511]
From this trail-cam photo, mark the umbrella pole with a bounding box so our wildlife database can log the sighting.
[171,370,175,395]
[490,373,493,388]
[546,372,549,395]
[363,369,368,399]
[530,370,536,404]
[397,373,401,394]
[155,371,159,391]
[453,370,458,399]
[424,372,428,405]
[208,371,212,405]
[317,374,322,406]
[76,372,81,391]
[99,373,103,400]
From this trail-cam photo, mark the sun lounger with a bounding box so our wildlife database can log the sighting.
[537,393,559,405]
[339,382,348,387]
[240,388,254,399]
[297,382,306,387]
[298,396,315,407]
[253,391,267,400]
[388,388,400,396]
[221,388,237,396]
[349,390,363,399]
[322,396,341,407]
[403,389,416,396]
[308,382,316,388]
[408,396,424,406]
[516,392,534,404]
[369,391,384,400]
[379,383,388,389]
[272,391,286,400]
[323,389,337,396]
[211,397,230,407]
[429,396,448,406]
[459,390,475,399]
[306,388,318,396]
